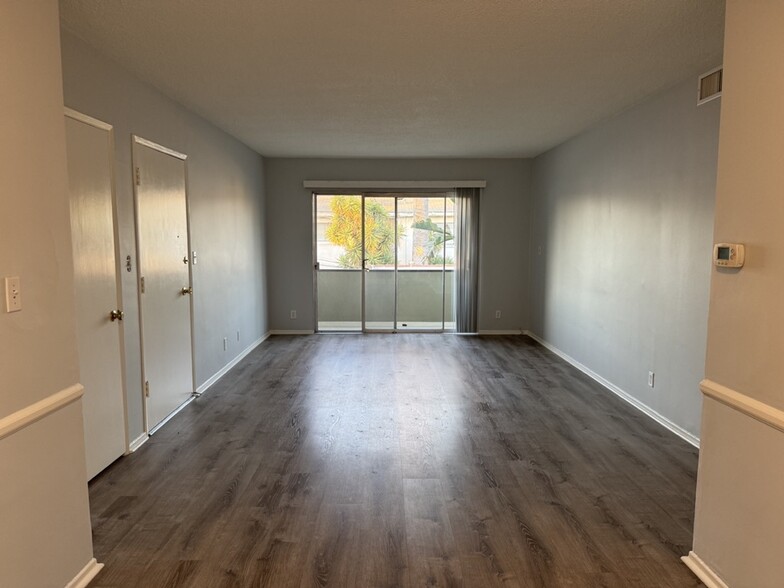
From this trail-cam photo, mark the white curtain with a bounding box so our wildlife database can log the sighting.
[454,188,480,333]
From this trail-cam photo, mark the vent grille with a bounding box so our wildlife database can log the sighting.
[698,67,723,105]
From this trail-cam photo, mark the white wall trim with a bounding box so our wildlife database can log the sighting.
[64,557,104,588]
[303,180,486,190]
[269,330,315,335]
[0,384,84,442]
[477,329,523,335]
[64,107,113,131]
[700,378,784,435]
[195,332,270,395]
[132,135,187,160]
[126,432,149,454]
[681,551,729,588]
[524,331,700,448]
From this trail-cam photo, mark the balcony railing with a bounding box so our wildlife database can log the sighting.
[317,269,455,331]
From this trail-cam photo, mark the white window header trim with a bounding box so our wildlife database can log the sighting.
[303,180,486,189]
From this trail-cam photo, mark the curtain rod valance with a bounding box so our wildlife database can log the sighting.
[303,180,486,189]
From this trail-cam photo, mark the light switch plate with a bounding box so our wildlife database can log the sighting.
[5,276,21,312]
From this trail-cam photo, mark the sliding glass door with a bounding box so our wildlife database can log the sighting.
[363,196,396,330]
[395,196,455,331]
[314,194,363,331]
[314,193,455,332]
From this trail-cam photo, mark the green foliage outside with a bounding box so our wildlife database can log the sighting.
[412,218,454,265]
[325,196,396,268]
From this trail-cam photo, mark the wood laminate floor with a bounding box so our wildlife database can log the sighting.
[89,335,703,587]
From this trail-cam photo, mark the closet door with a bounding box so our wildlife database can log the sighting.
[65,109,126,479]
[133,136,194,432]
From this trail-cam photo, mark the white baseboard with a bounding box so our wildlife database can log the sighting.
[477,329,523,335]
[681,552,729,588]
[148,396,195,435]
[195,332,270,395]
[65,558,103,588]
[524,330,700,448]
[126,432,149,454]
[269,329,315,335]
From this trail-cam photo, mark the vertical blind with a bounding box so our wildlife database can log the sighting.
[454,187,480,333]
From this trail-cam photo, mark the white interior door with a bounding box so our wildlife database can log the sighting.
[65,109,126,480]
[133,137,194,432]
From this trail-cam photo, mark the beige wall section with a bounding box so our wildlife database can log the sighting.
[265,158,531,332]
[704,1,784,410]
[60,31,269,441]
[0,403,94,586]
[0,2,95,586]
[529,76,720,439]
[0,1,80,416]
[691,2,784,586]
[692,397,784,587]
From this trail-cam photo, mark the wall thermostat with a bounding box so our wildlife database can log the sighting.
[713,243,745,268]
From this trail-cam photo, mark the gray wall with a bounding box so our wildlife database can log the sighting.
[529,77,721,437]
[0,2,94,585]
[60,31,269,441]
[265,158,531,332]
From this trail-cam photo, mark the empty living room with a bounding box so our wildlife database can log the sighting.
[3,1,784,587]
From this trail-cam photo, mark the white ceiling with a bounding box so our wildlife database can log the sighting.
[59,1,725,158]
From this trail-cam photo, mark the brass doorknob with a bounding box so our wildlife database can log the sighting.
[181,286,193,295]
[109,309,124,321]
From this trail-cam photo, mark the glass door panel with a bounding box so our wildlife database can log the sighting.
[396,195,448,331]
[363,196,396,330]
[315,194,362,331]
[444,195,456,330]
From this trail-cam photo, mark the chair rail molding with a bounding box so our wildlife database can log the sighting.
[0,384,84,441]
[700,378,784,434]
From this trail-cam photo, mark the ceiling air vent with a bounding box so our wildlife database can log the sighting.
[698,67,722,105]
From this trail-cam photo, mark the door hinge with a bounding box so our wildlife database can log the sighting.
[144,380,150,397]
[135,166,141,186]
[140,276,145,294]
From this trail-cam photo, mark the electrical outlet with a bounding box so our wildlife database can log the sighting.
[4,276,21,312]
[223,337,228,351]
[495,310,501,319]
[290,310,297,319]
[648,371,655,388]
